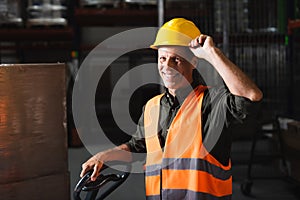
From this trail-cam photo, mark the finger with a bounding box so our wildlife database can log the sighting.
[189,47,205,59]
[197,35,207,46]
[80,164,91,177]
[91,162,102,181]
[189,36,201,48]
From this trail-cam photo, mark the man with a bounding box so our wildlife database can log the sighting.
[80,18,263,199]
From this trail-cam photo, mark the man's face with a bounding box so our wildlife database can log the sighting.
[158,46,195,92]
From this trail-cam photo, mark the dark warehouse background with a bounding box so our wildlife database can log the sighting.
[0,0,300,200]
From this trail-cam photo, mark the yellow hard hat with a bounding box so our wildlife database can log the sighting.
[150,18,201,49]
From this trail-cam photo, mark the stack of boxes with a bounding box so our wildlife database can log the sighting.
[0,64,69,200]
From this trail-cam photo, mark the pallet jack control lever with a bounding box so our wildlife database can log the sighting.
[73,161,131,200]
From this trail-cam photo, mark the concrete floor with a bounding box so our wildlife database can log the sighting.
[68,140,300,200]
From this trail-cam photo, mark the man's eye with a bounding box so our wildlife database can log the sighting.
[175,57,181,62]
[160,57,166,62]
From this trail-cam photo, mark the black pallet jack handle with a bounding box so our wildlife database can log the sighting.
[73,162,131,200]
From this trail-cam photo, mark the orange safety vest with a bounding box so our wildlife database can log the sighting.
[144,85,232,200]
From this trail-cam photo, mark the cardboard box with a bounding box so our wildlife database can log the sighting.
[287,121,300,135]
[282,120,300,182]
[283,142,300,183]
[0,64,68,187]
[283,121,300,151]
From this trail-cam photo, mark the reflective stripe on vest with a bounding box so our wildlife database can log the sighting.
[144,85,232,200]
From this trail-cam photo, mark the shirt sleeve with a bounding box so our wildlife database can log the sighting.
[204,84,261,125]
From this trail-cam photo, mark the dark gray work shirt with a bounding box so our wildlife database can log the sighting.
[126,82,259,166]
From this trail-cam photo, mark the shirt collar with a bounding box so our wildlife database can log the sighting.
[165,80,199,106]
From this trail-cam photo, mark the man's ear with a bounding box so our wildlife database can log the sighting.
[191,56,198,68]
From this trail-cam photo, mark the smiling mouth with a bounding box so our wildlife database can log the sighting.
[162,72,180,80]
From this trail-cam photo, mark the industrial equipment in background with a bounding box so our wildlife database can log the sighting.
[27,0,68,27]
[0,0,22,26]
[123,0,156,9]
[79,0,121,8]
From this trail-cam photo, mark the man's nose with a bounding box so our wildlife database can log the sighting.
[166,58,176,68]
